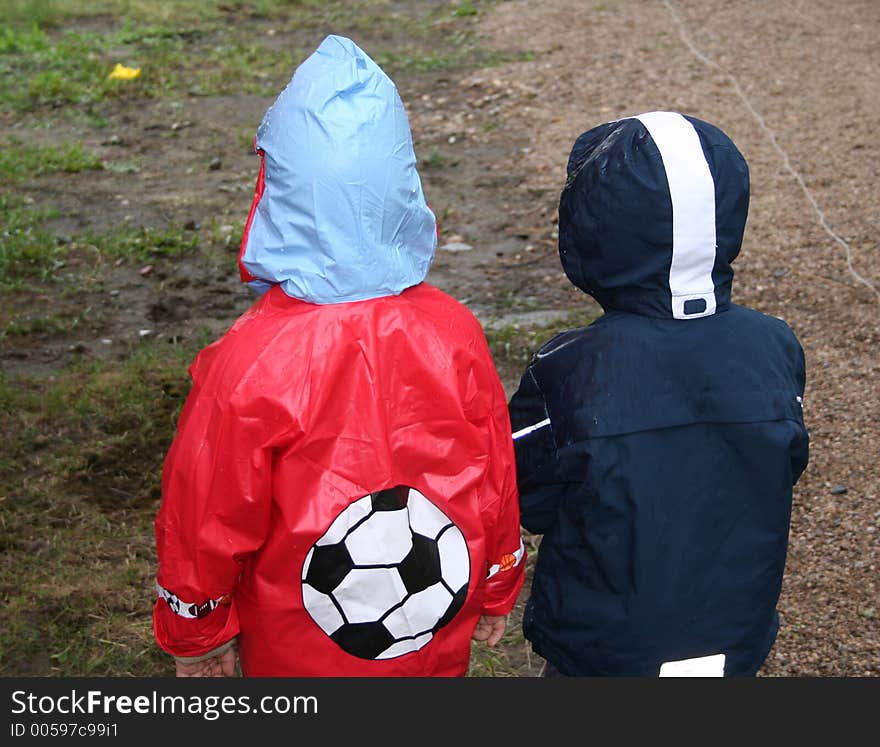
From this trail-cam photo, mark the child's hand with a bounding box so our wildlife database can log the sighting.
[175,643,238,677]
[472,615,507,647]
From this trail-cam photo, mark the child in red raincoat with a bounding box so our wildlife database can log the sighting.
[153,35,525,677]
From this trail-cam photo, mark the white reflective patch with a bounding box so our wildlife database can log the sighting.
[635,111,717,320]
[155,581,226,620]
[512,418,551,440]
[659,653,726,677]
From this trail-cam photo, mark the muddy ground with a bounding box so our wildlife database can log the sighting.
[2,0,877,676]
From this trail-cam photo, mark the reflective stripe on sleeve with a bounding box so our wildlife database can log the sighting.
[486,537,526,579]
[156,581,229,620]
[512,418,551,440]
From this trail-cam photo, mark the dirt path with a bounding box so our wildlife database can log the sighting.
[447,0,878,675]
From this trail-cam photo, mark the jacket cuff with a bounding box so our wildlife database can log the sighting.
[173,637,237,665]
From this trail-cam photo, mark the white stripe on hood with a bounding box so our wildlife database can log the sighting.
[635,111,717,319]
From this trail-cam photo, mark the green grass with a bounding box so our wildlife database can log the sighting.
[0,195,61,286]
[86,224,199,261]
[0,24,303,111]
[484,311,600,384]
[2,313,77,338]
[0,1,534,112]
[1,0,319,28]
[0,342,198,676]
[453,0,480,17]
[0,138,103,182]
[0,201,199,287]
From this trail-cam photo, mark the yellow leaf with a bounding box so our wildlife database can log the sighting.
[108,63,142,81]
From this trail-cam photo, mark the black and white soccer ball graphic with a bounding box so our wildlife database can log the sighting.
[301,485,470,660]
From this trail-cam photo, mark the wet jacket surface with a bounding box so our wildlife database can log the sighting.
[153,36,524,676]
[509,112,809,676]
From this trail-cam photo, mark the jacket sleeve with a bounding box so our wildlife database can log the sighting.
[473,351,526,617]
[508,366,566,535]
[790,341,810,484]
[153,360,282,658]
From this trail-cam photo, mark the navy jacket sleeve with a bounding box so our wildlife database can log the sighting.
[790,341,810,484]
[509,366,565,535]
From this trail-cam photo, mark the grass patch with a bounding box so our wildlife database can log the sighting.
[421,146,451,170]
[0,195,61,287]
[0,24,300,111]
[3,313,76,338]
[452,0,480,18]
[0,138,103,182]
[0,341,198,675]
[484,311,600,383]
[1,1,535,112]
[85,224,199,262]
[0,198,199,287]
[1,0,316,29]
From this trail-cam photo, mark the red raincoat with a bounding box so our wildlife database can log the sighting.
[153,283,525,675]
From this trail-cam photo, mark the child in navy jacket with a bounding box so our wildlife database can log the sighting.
[509,111,809,677]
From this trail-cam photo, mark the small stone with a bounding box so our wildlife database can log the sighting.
[184,219,200,230]
[110,290,120,297]
[209,157,222,171]
[139,264,154,276]
[100,339,113,345]
[138,329,153,338]
[442,241,473,252]
[859,607,876,620]
[830,485,847,495]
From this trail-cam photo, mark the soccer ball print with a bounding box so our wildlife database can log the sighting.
[301,485,470,660]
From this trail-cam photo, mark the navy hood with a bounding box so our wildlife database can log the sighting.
[558,111,749,319]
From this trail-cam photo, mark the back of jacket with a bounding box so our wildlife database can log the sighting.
[511,306,808,676]
[509,112,808,676]
[156,283,524,676]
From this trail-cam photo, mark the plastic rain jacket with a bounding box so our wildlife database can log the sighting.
[153,35,524,676]
[509,112,809,677]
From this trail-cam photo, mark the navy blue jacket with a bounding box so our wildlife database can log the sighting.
[509,112,809,676]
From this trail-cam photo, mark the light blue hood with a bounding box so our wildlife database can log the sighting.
[239,35,437,303]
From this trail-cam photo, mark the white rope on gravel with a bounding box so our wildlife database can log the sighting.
[662,0,880,302]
